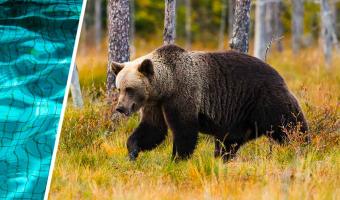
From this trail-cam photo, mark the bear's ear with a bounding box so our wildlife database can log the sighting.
[111,61,124,75]
[138,59,154,77]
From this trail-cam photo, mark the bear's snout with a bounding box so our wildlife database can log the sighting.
[115,105,126,114]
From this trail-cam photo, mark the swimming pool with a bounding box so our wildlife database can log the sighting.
[0,0,83,198]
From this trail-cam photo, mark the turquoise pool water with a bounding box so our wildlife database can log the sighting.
[0,0,83,199]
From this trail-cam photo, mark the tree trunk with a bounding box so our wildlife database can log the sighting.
[107,0,130,101]
[70,65,84,108]
[228,0,235,39]
[164,0,176,45]
[332,0,338,31]
[81,14,87,56]
[274,1,284,51]
[321,0,339,67]
[263,0,284,54]
[254,0,267,60]
[331,0,340,51]
[95,0,102,52]
[185,0,191,49]
[229,0,251,53]
[292,0,304,53]
[130,0,136,58]
[265,1,274,40]
[218,0,227,50]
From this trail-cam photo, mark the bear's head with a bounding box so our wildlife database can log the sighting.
[111,56,155,116]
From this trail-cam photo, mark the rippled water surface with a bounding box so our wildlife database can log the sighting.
[0,0,82,198]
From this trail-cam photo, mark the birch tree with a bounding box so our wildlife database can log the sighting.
[228,0,235,39]
[335,1,340,38]
[229,0,251,53]
[81,15,87,55]
[218,0,227,50]
[273,1,283,51]
[107,0,130,100]
[164,0,176,45]
[185,0,191,49]
[70,65,84,108]
[265,1,274,40]
[254,0,267,60]
[292,0,304,53]
[321,0,339,67]
[332,0,338,28]
[95,0,102,52]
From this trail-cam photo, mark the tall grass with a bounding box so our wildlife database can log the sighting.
[50,41,339,199]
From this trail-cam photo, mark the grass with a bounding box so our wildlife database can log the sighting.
[49,40,340,199]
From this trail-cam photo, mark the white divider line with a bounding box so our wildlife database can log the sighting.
[43,0,88,199]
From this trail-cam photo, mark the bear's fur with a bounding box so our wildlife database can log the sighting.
[112,44,308,161]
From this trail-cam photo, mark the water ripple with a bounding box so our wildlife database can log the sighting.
[0,0,82,199]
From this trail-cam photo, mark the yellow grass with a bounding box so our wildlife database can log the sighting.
[50,40,340,199]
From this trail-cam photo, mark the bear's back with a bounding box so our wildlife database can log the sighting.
[190,50,295,134]
[192,51,285,87]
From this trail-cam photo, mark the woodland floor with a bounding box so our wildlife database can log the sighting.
[49,41,339,199]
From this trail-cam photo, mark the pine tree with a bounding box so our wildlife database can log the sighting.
[164,0,176,45]
[229,0,251,53]
[185,0,191,49]
[107,0,130,101]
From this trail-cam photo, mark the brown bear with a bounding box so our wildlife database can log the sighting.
[111,44,308,161]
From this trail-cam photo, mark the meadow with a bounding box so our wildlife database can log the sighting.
[49,39,340,199]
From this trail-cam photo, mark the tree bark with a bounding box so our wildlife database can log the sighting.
[229,0,251,53]
[332,0,338,30]
[95,0,102,52]
[185,0,191,49]
[218,0,227,50]
[334,0,339,40]
[292,0,304,53]
[107,0,130,101]
[274,0,284,51]
[70,65,84,108]
[265,1,274,40]
[130,0,136,57]
[164,0,176,45]
[228,0,235,39]
[81,14,87,56]
[321,0,339,67]
[254,0,267,60]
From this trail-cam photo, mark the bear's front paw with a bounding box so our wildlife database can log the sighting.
[128,149,139,161]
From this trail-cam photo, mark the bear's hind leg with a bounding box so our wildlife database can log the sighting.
[268,128,287,145]
[267,121,310,145]
[215,124,254,162]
